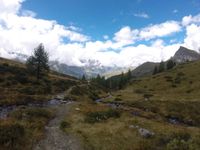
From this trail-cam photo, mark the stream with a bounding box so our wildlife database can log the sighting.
[0,94,72,119]
[95,95,194,127]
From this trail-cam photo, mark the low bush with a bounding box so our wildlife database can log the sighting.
[10,108,53,121]
[134,89,146,94]
[89,91,99,100]
[60,121,70,130]
[0,122,25,149]
[143,93,154,99]
[115,97,122,101]
[85,109,120,123]
[14,73,29,84]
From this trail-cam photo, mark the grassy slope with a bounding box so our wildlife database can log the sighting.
[0,57,81,150]
[118,61,200,101]
[112,61,200,125]
[62,61,200,150]
[0,57,79,106]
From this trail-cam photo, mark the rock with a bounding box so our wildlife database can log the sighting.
[131,111,140,116]
[138,128,155,138]
[48,99,61,105]
[129,125,139,129]
[75,108,80,111]
[60,100,68,104]
[55,94,65,100]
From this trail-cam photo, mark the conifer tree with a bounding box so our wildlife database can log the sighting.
[26,43,49,80]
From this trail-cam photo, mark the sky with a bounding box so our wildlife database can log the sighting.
[0,0,200,67]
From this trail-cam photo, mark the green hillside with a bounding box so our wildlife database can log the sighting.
[0,57,79,106]
[118,60,200,102]
[1,57,200,150]
[110,61,200,126]
[59,61,200,150]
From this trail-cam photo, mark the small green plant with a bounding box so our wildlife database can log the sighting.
[167,138,189,150]
[0,123,25,149]
[115,97,122,101]
[85,109,120,123]
[143,93,154,99]
[60,121,70,130]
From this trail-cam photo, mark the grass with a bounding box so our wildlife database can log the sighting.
[120,61,200,101]
[58,61,200,150]
[109,61,200,127]
[61,102,200,150]
[0,57,80,106]
[0,57,80,149]
[84,109,120,123]
[0,107,54,150]
[67,83,107,102]
[1,58,200,149]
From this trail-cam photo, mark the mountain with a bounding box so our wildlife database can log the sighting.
[4,51,125,78]
[128,46,200,79]
[172,46,200,63]
[49,61,85,78]
[131,62,159,78]
[50,59,126,78]
[5,46,200,78]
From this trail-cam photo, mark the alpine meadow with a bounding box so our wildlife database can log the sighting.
[0,0,200,150]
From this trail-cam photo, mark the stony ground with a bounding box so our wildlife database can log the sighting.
[34,103,83,150]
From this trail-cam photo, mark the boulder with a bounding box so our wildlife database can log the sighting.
[138,128,155,138]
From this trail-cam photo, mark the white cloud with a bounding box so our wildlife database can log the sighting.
[113,26,139,46]
[184,24,200,50]
[134,12,149,19]
[182,14,200,26]
[103,35,109,40]
[0,0,200,68]
[0,0,89,64]
[139,21,182,40]
[21,10,36,17]
[112,21,181,47]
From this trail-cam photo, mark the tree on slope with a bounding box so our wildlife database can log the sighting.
[26,43,49,80]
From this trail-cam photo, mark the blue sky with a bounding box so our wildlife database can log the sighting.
[22,0,199,40]
[0,0,200,67]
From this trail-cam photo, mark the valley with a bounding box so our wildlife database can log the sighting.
[0,46,200,150]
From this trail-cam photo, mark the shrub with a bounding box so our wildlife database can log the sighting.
[174,77,181,84]
[177,72,185,77]
[10,108,53,121]
[19,86,36,95]
[14,73,29,84]
[0,123,25,149]
[167,138,189,150]
[89,91,99,100]
[165,76,173,82]
[171,84,177,88]
[60,121,70,130]
[85,109,120,123]
[143,93,154,99]
[134,89,146,94]
[2,63,9,67]
[115,97,122,101]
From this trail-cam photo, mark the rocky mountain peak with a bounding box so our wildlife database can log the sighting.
[173,46,200,63]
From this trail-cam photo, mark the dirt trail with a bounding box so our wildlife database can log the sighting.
[34,87,84,150]
[34,102,83,150]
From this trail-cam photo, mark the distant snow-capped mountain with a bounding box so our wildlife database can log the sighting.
[5,46,200,78]
[4,52,125,78]
[8,52,29,62]
[50,59,126,78]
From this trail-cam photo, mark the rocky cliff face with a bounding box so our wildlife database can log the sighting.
[173,46,200,63]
